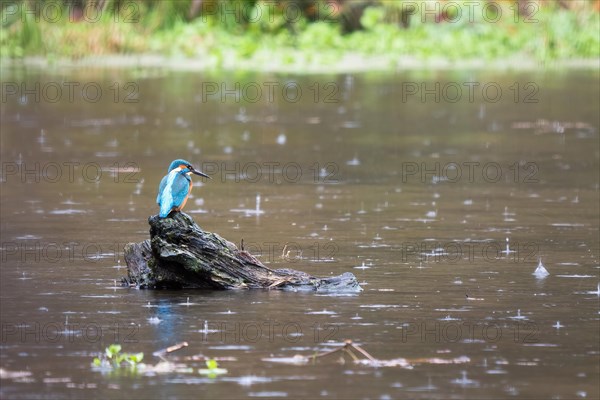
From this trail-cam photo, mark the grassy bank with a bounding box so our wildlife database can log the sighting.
[1,1,599,71]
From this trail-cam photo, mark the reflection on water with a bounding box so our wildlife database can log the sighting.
[1,67,598,399]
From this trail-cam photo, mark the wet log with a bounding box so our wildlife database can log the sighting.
[122,212,362,293]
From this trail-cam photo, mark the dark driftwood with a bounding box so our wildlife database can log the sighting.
[123,212,362,293]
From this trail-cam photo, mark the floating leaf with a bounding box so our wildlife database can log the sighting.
[130,353,144,363]
[205,359,218,370]
[95,344,144,370]
[199,359,227,377]
[106,344,121,358]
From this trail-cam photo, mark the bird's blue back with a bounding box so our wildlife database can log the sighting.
[157,168,191,218]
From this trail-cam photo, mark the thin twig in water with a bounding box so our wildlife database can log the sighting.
[268,278,291,289]
[350,342,376,361]
[281,244,289,260]
[314,340,375,362]
[153,342,189,361]
[344,347,360,361]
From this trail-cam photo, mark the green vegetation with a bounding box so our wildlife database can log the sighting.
[198,359,228,377]
[93,344,144,369]
[2,0,598,69]
[91,343,229,377]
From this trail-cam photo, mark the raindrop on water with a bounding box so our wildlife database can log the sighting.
[553,321,563,329]
[533,258,549,279]
[276,133,287,145]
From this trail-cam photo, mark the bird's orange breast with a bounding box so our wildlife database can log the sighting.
[178,179,193,210]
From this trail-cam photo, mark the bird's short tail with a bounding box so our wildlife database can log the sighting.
[159,201,172,218]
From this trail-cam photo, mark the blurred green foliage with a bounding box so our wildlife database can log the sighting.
[93,344,144,370]
[1,0,598,65]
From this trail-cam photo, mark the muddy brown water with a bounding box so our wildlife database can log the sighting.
[1,66,598,399]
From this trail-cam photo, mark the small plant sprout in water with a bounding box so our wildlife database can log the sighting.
[199,359,228,378]
[93,344,144,370]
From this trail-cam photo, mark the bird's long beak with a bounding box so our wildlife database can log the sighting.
[190,167,211,179]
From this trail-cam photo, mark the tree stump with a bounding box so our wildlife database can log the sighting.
[122,212,362,293]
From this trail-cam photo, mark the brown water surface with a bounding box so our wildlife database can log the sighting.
[1,66,599,399]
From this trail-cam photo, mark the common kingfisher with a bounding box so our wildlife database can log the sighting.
[157,159,210,218]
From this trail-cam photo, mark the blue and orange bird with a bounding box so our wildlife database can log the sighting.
[157,159,210,218]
